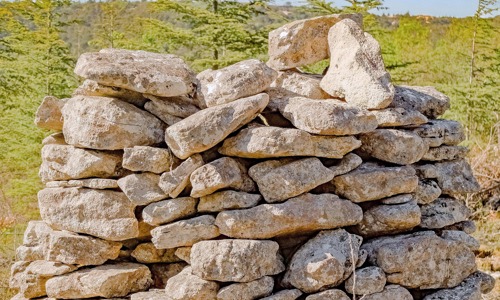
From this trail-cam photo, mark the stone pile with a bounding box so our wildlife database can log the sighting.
[11,13,495,300]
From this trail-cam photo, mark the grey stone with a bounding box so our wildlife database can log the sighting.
[216,276,274,300]
[413,179,441,205]
[422,145,469,161]
[306,289,350,300]
[123,146,178,174]
[372,107,428,127]
[423,271,495,300]
[118,173,167,206]
[345,266,386,295]
[440,230,480,251]
[391,85,451,118]
[433,159,481,194]
[198,191,262,213]
[412,119,465,147]
[260,289,303,300]
[362,285,413,300]
[420,198,472,229]
[142,197,197,226]
[380,194,414,205]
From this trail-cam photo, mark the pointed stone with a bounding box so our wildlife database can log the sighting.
[159,154,204,198]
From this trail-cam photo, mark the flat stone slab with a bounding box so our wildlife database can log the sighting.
[216,276,274,300]
[73,79,147,107]
[45,178,119,189]
[372,107,428,127]
[198,190,261,213]
[422,145,469,161]
[142,197,197,226]
[391,85,450,118]
[411,119,465,147]
[420,197,472,229]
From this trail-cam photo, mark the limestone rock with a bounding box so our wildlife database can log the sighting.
[267,14,362,70]
[372,107,428,127]
[412,119,465,147]
[353,200,421,237]
[191,240,285,282]
[165,93,269,159]
[142,197,198,226]
[278,97,378,135]
[38,187,138,241]
[320,19,394,109]
[150,263,187,289]
[420,198,472,229]
[174,247,192,264]
[306,289,350,300]
[42,132,66,145]
[62,96,165,150]
[45,263,152,298]
[440,230,480,251]
[197,59,277,107]
[34,96,65,130]
[198,191,262,213]
[362,285,413,300]
[359,129,429,165]
[270,70,330,99]
[151,215,220,249]
[361,231,477,289]
[216,276,274,300]
[73,79,147,107]
[159,154,204,198]
[413,179,441,205]
[144,94,200,117]
[190,157,256,198]
[216,193,362,239]
[130,290,166,300]
[45,178,119,189]
[144,101,183,125]
[282,229,362,293]
[123,146,178,174]
[333,163,418,202]
[433,159,481,194]
[75,49,196,97]
[219,126,361,159]
[380,194,414,205]
[345,267,386,295]
[248,157,335,203]
[164,267,219,300]
[422,145,469,161]
[443,220,477,234]
[329,153,363,177]
[131,243,181,264]
[391,85,450,118]
[423,271,495,300]
[261,289,303,300]
[39,144,122,183]
[118,173,167,206]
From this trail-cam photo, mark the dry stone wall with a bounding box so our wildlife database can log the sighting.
[10,13,495,300]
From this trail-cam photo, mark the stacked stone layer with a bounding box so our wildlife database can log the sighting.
[11,13,495,300]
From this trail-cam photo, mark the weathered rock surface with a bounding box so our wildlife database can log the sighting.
[278,97,378,135]
[118,173,167,206]
[165,93,269,159]
[413,179,441,205]
[144,101,183,125]
[329,152,363,177]
[164,266,219,300]
[62,96,165,150]
[361,231,477,289]
[423,271,495,300]
[42,132,66,145]
[443,220,477,234]
[372,107,428,127]
[345,266,386,295]
[380,194,413,205]
[159,154,204,198]
[149,263,187,290]
[333,163,418,202]
[174,247,192,264]
[190,157,256,198]
[216,276,274,300]
[420,198,472,229]
[433,159,481,194]
[391,85,451,118]
[131,243,181,264]
[39,144,122,183]
[151,215,220,249]
[306,289,350,300]
[282,229,362,293]
[321,19,394,109]
[248,157,334,203]
[198,190,262,213]
[270,70,330,99]
[362,285,413,300]
[74,49,196,97]
[191,240,285,282]
[267,14,362,70]
[216,193,362,239]
[34,96,65,130]
[142,197,197,226]
[412,119,465,147]
[359,129,428,165]
[422,145,469,161]
[130,290,166,300]
[219,126,361,159]
[261,289,303,300]
[45,178,119,189]
[38,188,138,241]
[73,79,147,107]
[440,230,480,251]
[45,263,152,298]
[123,146,177,174]
[144,94,200,118]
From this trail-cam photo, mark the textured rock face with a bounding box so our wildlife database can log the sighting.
[198,191,261,212]
[149,263,186,289]
[414,179,442,205]
[216,276,274,300]
[306,289,350,300]
[62,96,165,150]
[73,79,147,107]
[321,19,394,109]
[345,267,386,296]
[74,49,196,97]
[420,198,472,229]
[372,107,428,127]
[45,178,119,189]
[270,71,330,99]
[165,267,219,300]
[391,85,451,118]
[422,145,469,161]
[191,240,285,282]
[433,159,481,194]
[34,96,65,130]
[216,193,363,239]
[278,97,378,135]
[423,272,495,300]
[261,289,303,300]
[267,14,362,70]
[441,230,480,251]
[38,188,138,241]
[220,126,361,159]
[144,94,200,118]
[159,154,204,198]
[362,285,413,300]
[45,263,152,298]
[123,146,177,174]
[131,243,180,264]
[130,290,166,300]
[142,197,197,226]
[282,229,362,293]
[197,59,277,107]
[118,173,167,206]
[165,93,269,159]
[412,119,465,147]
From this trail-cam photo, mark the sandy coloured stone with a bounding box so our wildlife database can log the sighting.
[372,107,428,127]
[144,94,200,118]
[39,144,122,183]
[412,119,465,147]
[159,154,204,198]
[197,59,277,107]
[216,193,362,239]
[73,79,147,107]
[165,93,269,159]
[270,70,330,99]
[278,97,378,135]
[329,152,363,177]
[249,157,335,203]
[333,163,418,202]
[198,191,262,213]
[42,132,66,145]
[391,85,451,118]
[75,49,196,97]
[219,126,361,159]
[131,243,181,264]
[46,178,119,189]
[38,187,138,241]
[440,230,480,251]
[142,197,197,226]
[361,231,477,289]
[413,179,441,205]
[423,271,495,300]
[34,96,65,130]
[216,276,274,300]
[282,229,362,293]
[150,263,187,289]
[164,267,219,300]
[267,14,362,70]
[190,157,256,198]
[261,289,303,300]
[45,263,152,298]
[144,102,183,125]
[433,159,481,194]
[123,146,178,174]
[175,247,192,264]
[420,198,472,229]
[380,194,414,205]
[362,285,413,300]
[321,19,394,109]
[359,129,429,165]
[422,145,469,161]
[151,215,220,249]
[191,240,285,282]
[118,173,167,206]
[306,289,350,300]
[62,96,165,150]
[130,290,166,300]
[345,267,386,295]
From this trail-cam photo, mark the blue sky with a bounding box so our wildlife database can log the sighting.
[273,0,500,17]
